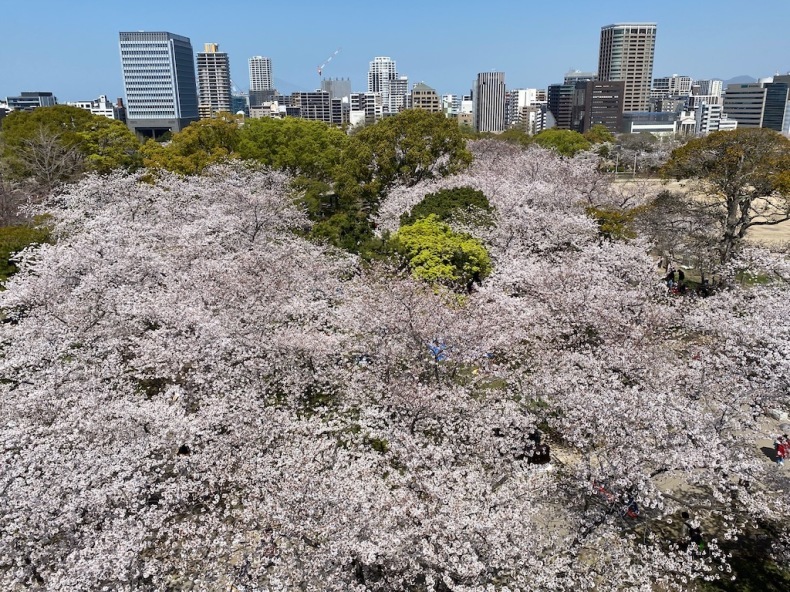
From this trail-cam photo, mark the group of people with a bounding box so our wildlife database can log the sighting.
[775,434,789,466]
[663,263,689,295]
[662,262,713,297]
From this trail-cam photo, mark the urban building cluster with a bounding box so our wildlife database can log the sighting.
[2,25,789,141]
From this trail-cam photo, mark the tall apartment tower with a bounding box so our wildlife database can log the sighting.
[367,56,397,95]
[598,23,657,112]
[119,31,199,137]
[249,56,274,106]
[474,72,506,133]
[197,43,232,119]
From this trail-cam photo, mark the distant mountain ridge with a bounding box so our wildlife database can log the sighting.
[721,75,757,86]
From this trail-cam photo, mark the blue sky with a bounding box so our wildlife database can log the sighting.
[2,0,789,102]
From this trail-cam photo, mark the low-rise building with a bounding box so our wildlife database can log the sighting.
[411,82,441,113]
[6,91,57,111]
[67,95,121,119]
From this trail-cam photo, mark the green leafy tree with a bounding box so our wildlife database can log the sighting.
[585,205,644,241]
[497,128,533,148]
[237,117,347,182]
[400,187,493,227]
[2,127,84,190]
[0,106,140,185]
[661,128,790,262]
[238,117,349,218]
[335,110,472,210]
[142,114,241,175]
[391,214,491,289]
[0,105,93,155]
[77,117,141,174]
[0,218,51,283]
[584,124,615,145]
[532,129,591,157]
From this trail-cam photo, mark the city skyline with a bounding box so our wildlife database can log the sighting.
[2,0,789,103]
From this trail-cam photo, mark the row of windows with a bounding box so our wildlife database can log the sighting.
[122,60,172,66]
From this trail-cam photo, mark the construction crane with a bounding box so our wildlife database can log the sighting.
[317,48,342,77]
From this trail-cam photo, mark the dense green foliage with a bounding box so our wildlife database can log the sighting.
[583,124,615,144]
[532,129,591,157]
[400,186,493,227]
[334,110,473,209]
[585,205,642,241]
[0,220,51,283]
[76,117,142,174]
[142,114,241,175]
[0,106,140,183]
[391,214,491,288]
[237,117,347,183]
[496,128,533,148]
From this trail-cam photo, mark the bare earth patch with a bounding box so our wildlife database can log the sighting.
[611,177,790,246]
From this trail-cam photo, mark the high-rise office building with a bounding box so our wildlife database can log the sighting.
[598,23,657,112]
[249,56,275,106]
[197,43,232,119]
[763,80,790,132]
[548,83,575,129]
[119,31,199,137]
[474,72,506,133]
[368,57,407,114]
[550,72,596,130]
[573,80,625,133]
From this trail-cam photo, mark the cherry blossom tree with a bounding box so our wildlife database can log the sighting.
[1,155,788,591]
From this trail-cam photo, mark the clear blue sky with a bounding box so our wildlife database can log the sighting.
[2,0,789,102]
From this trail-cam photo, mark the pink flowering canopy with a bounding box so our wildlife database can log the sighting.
[1,154,789,591]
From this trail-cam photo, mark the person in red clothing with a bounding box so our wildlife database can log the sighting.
[776,435,788,467]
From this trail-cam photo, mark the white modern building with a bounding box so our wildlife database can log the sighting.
[694,79,723,98]
[197,43,232,119]
[367,57,408,115]
[506,88,539,127]
[598,23,657,112]
[67,95,119,119]
[351,92,384,125]
[249,56,274,106]
[695,102,738,135]
[441,94,462,116]
[652,74,692,97]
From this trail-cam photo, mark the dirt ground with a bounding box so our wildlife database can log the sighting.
[611,178,790,246]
